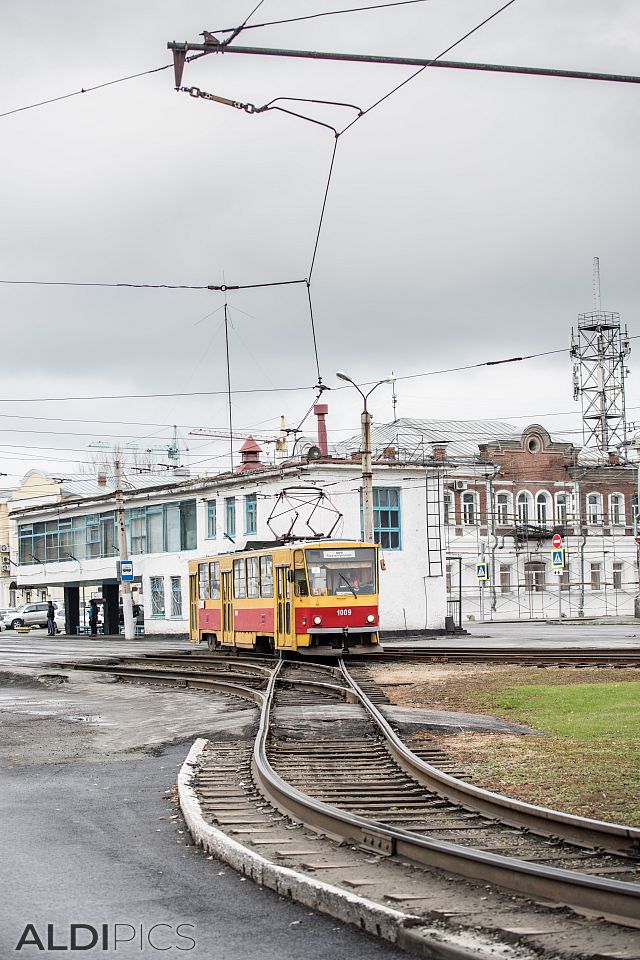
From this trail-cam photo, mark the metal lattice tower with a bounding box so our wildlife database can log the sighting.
[570,258,630,452]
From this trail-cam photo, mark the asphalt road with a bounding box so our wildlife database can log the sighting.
[0,742,405,960]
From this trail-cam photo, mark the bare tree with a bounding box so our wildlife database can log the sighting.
[77,444,157,476]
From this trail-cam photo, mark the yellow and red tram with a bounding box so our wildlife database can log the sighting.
[188,540,381,656]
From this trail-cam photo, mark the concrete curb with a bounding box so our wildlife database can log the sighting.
[178,739,505,960]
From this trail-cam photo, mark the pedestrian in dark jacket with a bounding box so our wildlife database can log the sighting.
[46,601,56,637]
[88,598,99,637]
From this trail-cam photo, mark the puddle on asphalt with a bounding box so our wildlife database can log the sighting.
[0,695,110,724]
[64,714,109,725]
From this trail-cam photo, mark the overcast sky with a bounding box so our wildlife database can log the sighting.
[1,1,639,483]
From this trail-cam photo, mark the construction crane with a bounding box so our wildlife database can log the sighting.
[88,426,188,470]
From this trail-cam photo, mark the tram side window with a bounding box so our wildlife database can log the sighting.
[294,570,309,596]
[210,562,221,599]
[233,559,247,598]
[247,557,259,598]
[260,555,273,597]
[198,562,210,600]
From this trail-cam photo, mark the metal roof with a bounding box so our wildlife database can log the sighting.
[47,472,188,499]
[332,418,520,461]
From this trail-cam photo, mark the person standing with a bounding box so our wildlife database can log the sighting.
[88,598,99,637]
[46,601,56,637]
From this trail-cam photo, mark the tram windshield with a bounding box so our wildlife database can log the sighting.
[306,547,376,597]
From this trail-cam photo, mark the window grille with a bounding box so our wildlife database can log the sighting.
[150,577,165,617]
[170,577,182,617]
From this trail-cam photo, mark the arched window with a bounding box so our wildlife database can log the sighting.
[462,491,477,525]
[496,492,511,525]
[517,491,532,524]
[443,491,453,526]
[609,493,625,526]
[587,493,602,525]
[536,491,551,526]
[555,492,569,524]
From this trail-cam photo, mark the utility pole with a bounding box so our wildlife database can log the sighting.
[223,301,234,473]
[390,372,398,423]
[336,371,391,543]
[361,403,374,543]
[114,459,135,640]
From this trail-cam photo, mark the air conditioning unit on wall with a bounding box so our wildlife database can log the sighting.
[0,544,9,553]
[453,480,467,491]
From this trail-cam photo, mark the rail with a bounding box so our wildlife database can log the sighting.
[251,660,640,921]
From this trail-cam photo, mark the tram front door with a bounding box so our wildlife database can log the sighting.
[222,570,233,645]
[275,566,293,650]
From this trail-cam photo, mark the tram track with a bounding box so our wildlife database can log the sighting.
[256,660,640,923]
[72,652,640,935]
[365,646,640,668]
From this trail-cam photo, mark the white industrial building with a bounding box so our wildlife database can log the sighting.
[7,435,447,636]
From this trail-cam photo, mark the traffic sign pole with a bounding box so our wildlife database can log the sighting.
[554,541,563,623]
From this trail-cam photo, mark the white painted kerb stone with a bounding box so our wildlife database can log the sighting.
[178,738,411,943]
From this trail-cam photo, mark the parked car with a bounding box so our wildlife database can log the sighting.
[54,606,66,634]
[0,608,18,630]
[2,602,60,630]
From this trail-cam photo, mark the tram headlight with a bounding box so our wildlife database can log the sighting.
[313,616,322,625]
[367,614,375,624]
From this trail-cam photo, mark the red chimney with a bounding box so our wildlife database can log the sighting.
[236,436,263,473]
[314,403,329,457]
[432,443,447,462]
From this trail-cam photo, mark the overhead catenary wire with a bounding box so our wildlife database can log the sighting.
[0,63,174,120]
[209,1,432,36]
[0,340,606,404]
[0,277,307,291]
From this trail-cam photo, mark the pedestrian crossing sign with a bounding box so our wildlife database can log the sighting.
[476,562,488,581]
[552,549,565,569]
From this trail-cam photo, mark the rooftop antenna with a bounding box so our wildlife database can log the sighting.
[593,255,602,312]
[570,257,630,452]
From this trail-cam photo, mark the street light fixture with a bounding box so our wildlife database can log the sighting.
[336,372,392,542]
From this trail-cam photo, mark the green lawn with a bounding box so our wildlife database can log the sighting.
[485,681,640,740]
[377,666,640,825]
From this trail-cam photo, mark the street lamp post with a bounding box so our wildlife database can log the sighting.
[336,372,391,543]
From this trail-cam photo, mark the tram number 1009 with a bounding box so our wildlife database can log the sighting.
[336,609,352,617]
